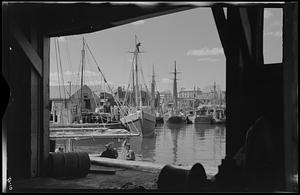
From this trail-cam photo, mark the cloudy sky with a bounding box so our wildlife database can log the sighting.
[50,6,282,93]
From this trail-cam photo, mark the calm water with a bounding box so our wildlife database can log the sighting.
[56,123,226,175]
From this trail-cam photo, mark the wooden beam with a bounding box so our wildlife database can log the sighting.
[283,2,298,192]
[238,8,252,58]
[41,36,50,177]
[211,6,230,59]
[10,20,42,77]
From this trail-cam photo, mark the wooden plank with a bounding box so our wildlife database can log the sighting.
[10,20,42,77]
[211,6,230,59]
[238,8,252,58]
[88,168,116,175]
[283,2,298,192]
[41,36,50,177]
[30,69,40,177]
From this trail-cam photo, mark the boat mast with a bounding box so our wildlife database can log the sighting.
[134,35,140,108]
[213,80,216,105]
[173,61,178,111]
[151,64,156,110]
[193,85,196,112]
[80,37,85,121]
[132,59,135,106]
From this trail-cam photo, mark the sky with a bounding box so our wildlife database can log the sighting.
[50,6,282,93]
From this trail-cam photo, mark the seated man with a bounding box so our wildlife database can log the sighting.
[125,143,135,161]
[100,142,118,159]
[55,147,64,153]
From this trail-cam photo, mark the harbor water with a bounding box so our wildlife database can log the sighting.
[56,123,226,175]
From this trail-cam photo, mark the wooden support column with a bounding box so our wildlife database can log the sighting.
[211,6,230,59]
[223,7,245,158]
[41,35,50,177]
[10,20,43,77]
[213,6,265,159]
[283,3,298,192]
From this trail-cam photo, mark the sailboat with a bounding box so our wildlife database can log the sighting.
[49,37,139,140]
[151,65,164,124]
[120,36,156,137]
[166,61,187,124]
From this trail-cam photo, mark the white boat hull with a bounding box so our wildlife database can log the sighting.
[120,110,156,137]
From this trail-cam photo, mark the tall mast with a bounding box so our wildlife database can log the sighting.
[132,59,135,106]
[193,85,196,111]
[173,61,178,110]
[151,64,156,109]
[213,80,216,105]
[80,37,85,121]
[134,35,140,108]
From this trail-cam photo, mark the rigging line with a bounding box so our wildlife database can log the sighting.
[123,55,135,107]
[123,65,133,107]
[57,38,71,124]
[54,38,62,101]
[65,37,75,97]
[85,53,98,107]
[85,42,124,109]
[57,38,68,101]
[137,55,150,106]
[85,41,140,134]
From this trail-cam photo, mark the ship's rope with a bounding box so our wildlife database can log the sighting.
[84,39,141,135]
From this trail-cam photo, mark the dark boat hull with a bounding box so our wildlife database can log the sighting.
[194,116,212,124]
[156,117,164,124]
[167,116,186,124]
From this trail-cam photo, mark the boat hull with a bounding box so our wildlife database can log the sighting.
[141,111,156,137]
[120,110,156,137]
[194,116,212,124]
[167,115,186,124]
[156,117,164,124]
[211,118,226,124]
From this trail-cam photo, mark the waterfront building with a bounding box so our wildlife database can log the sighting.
[50,84,102,124]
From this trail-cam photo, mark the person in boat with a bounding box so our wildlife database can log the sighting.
[125,143,135,161]
[55,147,64,153]
[122,138,135,161]
[100,142,118,159]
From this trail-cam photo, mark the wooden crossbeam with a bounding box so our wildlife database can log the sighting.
[238,8,252,58]
[211,6,230,59]
[10,20,42,77]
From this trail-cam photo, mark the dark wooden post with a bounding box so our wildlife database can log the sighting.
[283,2,298,192]
[41,35,50,177]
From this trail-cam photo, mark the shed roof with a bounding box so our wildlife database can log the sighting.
[50,84,100,100]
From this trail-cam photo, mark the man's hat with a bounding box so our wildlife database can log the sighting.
[105,142,114,148]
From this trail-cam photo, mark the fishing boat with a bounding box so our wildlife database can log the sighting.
[155,112,164,124]
[211,105,226,124]
[166,61,187,124]
[49,37,137,139]
[193,105,213,124]
[192,81,226,124]
[151,65,164,124]
[120,36,156,137]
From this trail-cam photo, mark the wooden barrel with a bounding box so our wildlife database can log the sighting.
[157,164,189,191]
[48,152,65,177]
[187,163,208,192]
[64,152,79,177]
[76,152,91,177]
[47,152,90,178]
[157,163,208,192]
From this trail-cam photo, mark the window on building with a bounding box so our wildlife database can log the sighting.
[54,110,58,123]
[85,99,91,109]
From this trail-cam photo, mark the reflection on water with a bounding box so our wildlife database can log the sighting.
[56,123,226,175]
